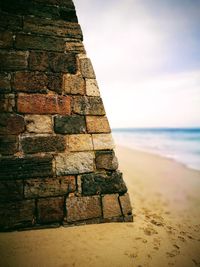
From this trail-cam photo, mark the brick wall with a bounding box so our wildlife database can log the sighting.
[0,0,133,231]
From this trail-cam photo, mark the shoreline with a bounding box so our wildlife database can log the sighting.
[0,146,200,267]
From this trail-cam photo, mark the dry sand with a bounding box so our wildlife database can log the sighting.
[0,146,200,267]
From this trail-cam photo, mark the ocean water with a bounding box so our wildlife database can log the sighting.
[112,128,200,171]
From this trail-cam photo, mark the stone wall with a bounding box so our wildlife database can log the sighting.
[0,0,133,231]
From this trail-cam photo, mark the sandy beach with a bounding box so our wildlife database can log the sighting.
[0,146,200,267]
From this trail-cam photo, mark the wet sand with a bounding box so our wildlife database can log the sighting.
[0,146,200,267]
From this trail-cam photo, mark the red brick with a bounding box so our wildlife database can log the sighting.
[17,94,71,114]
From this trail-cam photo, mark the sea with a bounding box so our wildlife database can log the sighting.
[112,128,200,171]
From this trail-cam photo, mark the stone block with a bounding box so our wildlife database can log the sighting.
[0,73,11,92]
[37,197,64,223]
[59,7,78,22]
[0,113,25,135]
[0,31,13,48]
[86,116,111,133]
[29,51,49,72]
[0,200,35,230]
[65,41,85,54]
[47,73,62,94]
[15,33,65,52]
[55,152,94,175]
[73,96,105,115]
[85,79,100,97]
[25,115,52,133]
[17,94,71,115]
[63,73,85,95]
[81,171,127,196]
[21,135,66,154]
[0,135,18,155]
[102,194,122,219]
[66,195,101,222]
[13,71,48,93]
[23,16,82,39]
[92,134,115,150]
[0,94,15,112]
[54,115,86,134]
[48,52,76,73]
[0,50,28,71]
[119,193,132,216]
[0,155,53,179]
[95,150,118,170]
[79,58,95,78]
[0,180,23,201]
[0,13,22,30]
[67,134,93,151]
[24,176,75,198]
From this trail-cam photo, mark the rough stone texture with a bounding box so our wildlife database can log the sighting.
[0,180,23,201]
[85,79,100,96]
[119,193,132,216]
[81,171,127,196]
[0,113,25,135]
[0,155,53,179]
[17,94,71,115]
[0,31,13,49]
[86,116,111,133]
[102,194,122,219]
[54,115,86,134]
[0,13,22,31]
[66,41,85,54]
[21,135,66,154]
[0,94,15,112]
[47,73,63,94]
[95,151,118,170]
[25,115,53,133]
[25,176,75,198]
[66,196,101,222]
[0,200,35,230]
[0,135,18,155]
[37,197,64,223]
[0,50,28,71]
[63,73,85,95]
[67,134,93,151]
[55,152,94,175]
[0,73,11,92]
[79,58,96,78]
[92,134,115,150]
[73,96,105,115]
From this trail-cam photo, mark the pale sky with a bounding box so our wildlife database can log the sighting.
[74,0,200,128]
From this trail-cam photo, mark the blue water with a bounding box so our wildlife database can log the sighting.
[112,128,200,171]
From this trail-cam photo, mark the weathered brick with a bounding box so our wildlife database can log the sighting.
[55,152,94,175]
[47,73,62,94]
[67,134,93,151]
[13,71,48,93]
[65,41,85,54]
[25,115,52,133]
[48,52,76,73]
[15,33,65,52]
[119,193,132,216]
[21,135,66,154]
[92,134,115,150]
[0,200,35,230]
[54,115,86,134]
[79,57,96,79]
[81,171,127,196]
[0,13,22,30]
[66,196,101,222]
[23,16,82,39]
[24,176,75,198]
[63,73,85,95]
[0,50,28,71]
[0,72,11,92]
[0,155,53,179]
[0,94,15,112]
[0,180,23,201]
[0,113,25,135]
[29,51,49,72]
[73,96,105,115]
[85,79,100,96]
[95,151,118,170]
[37,197,64,223]
[0,135,18,155]
[0,31,13,48]
[86,116,111,133]
[17,94,71,114]
[102,194,122,219]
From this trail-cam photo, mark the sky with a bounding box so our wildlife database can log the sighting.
[74,0,200,128]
